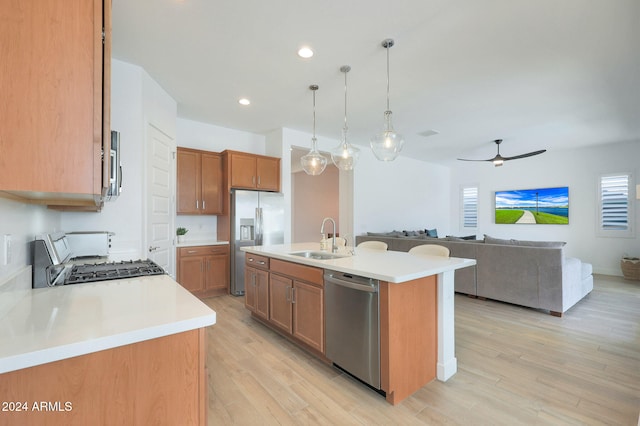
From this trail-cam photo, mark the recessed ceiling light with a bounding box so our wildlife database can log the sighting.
[238,98,250,106]
[297,47,314,59]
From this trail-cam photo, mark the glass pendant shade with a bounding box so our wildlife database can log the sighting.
[301,85,327,175]
[370,38,404,161]
[331,129,360,171]
[301,137,327,175]
[332,65,359,171]
[370,110,404,161]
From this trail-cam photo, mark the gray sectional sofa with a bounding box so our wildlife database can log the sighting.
[356,233,593,316]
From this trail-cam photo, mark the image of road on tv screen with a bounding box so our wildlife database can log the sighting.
[495,186,569,224]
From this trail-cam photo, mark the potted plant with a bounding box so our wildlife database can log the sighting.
[176,227,188,243]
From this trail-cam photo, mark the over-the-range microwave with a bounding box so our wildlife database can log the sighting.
[106,130,122,201]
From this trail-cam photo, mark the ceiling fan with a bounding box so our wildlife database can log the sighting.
[457,139,546,167]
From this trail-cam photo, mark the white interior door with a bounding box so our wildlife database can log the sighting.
[145,122,175,276]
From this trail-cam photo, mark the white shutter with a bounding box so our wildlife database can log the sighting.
[462,186,478,228]
[599,174,629,231]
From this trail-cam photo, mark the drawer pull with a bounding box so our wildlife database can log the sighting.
[187,250,198,254]
[258,261,266,265]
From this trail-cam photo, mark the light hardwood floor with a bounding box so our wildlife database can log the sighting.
[202,275,640,425]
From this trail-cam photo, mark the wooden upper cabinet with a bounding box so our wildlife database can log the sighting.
[201,152,223,214]
[256,157,280,191]
[177,148,222,215]
[177,150,201,214]
[0,0,111,207]
[227,151,280,192]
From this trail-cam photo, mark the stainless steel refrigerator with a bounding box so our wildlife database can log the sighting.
[230,189,285,295]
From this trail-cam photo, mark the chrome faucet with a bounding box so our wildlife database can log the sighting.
[320,217,338,253]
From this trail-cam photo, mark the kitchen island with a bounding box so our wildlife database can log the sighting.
[241,242,476,405]
[0,269,216,426]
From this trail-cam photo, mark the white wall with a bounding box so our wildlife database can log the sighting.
[0,198,60,284]
[449,140,640,275]
[292,167,340,242]
[353,149,452,237]
[61,59,177,264]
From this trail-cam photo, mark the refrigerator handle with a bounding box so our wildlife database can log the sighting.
[255,207,263,245]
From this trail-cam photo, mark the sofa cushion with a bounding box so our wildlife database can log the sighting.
[484,234,516,245]
[484,234,565,248]
[367,231,403,237]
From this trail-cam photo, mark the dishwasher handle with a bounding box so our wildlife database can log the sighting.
[325,274,378,293]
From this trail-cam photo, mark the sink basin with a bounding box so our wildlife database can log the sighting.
[289,251,347,260]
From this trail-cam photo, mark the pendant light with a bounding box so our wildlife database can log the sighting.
[370,38,404,161]
[301,85,328,175]
[331,65,360,171]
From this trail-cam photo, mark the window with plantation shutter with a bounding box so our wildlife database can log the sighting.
[598,173,633,237]
[461,186,478,229]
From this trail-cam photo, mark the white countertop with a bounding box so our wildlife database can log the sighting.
[176,240,229,248]
[241,242,476,283]
[0,274,216,374]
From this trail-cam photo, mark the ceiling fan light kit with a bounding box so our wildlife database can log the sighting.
[301,84,328,175]
[370,38,405,162]
[457,139,547,167]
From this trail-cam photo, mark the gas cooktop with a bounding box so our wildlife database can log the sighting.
[65,259,166,285]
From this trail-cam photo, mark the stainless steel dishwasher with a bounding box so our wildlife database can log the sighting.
[324,270,381,390]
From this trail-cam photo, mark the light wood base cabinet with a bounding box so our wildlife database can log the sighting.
[268,259,325,354]
[0,329,207,426]
[245,266,269,320]
[177,245,229,297]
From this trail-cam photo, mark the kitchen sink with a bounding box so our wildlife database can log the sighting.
[288,251,348,260]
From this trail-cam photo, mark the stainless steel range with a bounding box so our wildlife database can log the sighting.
[33,233,165,288]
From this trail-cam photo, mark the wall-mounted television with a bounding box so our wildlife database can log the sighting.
[495,186,569,224]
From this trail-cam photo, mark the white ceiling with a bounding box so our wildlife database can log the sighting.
[112,0,640,165]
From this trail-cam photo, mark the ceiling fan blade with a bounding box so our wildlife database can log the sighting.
[502,149,547,161]
[456,157,495,162]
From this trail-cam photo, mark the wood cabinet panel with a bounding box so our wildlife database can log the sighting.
[201,153,222,214]
[255,269,269,319]
[379,275,437,405]
[177,150,201,214]
[179,256,206,293]
[292,280,324,353]
[229,152,257,189]
[270,259,323,286]
[0,0,110,206]
[269,273,293,332]
[256,157,280,191]
[245,266,257,312]
[0,329,206,426]
[178,245,229,297]
[177,148,222,215]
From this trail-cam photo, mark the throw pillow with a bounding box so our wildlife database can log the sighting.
[484,234,515,245]
[426,228,438,238]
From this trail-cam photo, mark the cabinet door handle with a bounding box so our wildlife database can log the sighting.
[196,200,199,209]
[291,287,296,304]
[258,176,261,186]
[206,260,210,270]
[203,200,206,210]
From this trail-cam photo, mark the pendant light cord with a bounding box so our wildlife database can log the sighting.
[343,68,349,133]
[386,43,391,112]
